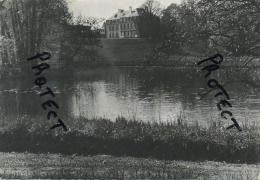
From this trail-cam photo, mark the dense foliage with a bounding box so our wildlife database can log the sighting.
[138,0,260,57]
[0,0,101,78]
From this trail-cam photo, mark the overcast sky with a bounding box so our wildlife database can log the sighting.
[67,0,183,19]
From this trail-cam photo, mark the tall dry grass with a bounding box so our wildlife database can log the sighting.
[1,114,260,163]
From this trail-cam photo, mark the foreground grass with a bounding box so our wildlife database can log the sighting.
[0,152,260,179]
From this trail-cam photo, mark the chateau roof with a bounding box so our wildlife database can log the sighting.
[107,8,139,20]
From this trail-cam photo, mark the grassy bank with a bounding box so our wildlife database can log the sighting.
[1,116,260,164]
[1,152,259,179]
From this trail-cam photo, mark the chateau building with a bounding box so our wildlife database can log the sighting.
[105,7,140,38]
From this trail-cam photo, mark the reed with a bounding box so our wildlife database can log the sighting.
[1,115,260,164]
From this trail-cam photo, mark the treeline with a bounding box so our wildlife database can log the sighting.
[137,0,260,57]
[0,0,102,78]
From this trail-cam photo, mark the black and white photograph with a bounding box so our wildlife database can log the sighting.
[0,0,260,179]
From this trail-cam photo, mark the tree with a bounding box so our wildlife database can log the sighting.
[196,0,260,56]
[158,0,260,57]
[141,0,162,17]
[0,0,15,69]
[160,3,185,54]
[59,15,101,69]
[0,0,72,77]
[137,0,162,40]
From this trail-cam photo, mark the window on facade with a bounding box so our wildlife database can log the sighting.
[124,24,126,29]
[127,24,129,29]
[120,24,122,29]
[121,32,123,37]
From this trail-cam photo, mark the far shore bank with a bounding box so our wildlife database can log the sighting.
[1,50,259,79]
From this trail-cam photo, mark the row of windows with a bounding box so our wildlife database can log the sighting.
[109,26,118,31]
[121,23,136,29]
[108,23,136,31]
[121,17,136,22]
[109,31,137,38]
[109,32,119,38]
[122,31,136,37]
[107,17,137,24]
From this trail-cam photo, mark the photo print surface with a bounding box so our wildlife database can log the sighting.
[0,0,260,179]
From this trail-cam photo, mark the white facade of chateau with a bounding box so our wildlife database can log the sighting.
[105,7,140,38]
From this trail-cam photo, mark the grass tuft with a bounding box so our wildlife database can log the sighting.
[1,115,260,164]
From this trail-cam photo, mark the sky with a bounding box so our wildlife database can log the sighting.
[67,0,183,19]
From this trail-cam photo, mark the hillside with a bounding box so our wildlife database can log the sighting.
[94,38,153,65]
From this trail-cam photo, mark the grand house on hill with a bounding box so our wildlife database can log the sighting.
[105,7,140,39]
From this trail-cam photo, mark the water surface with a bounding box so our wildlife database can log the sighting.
[1,66,260,128]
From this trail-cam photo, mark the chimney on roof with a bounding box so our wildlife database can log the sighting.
[129,6,132,12]
[118,9,124,13]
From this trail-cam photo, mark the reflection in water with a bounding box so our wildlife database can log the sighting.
[1,67,260,127]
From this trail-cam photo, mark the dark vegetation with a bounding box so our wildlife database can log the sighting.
[1,115,260,164]
[0,0,103,78]
[138,0,260,57]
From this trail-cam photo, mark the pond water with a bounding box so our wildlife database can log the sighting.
[1,66,260,128]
